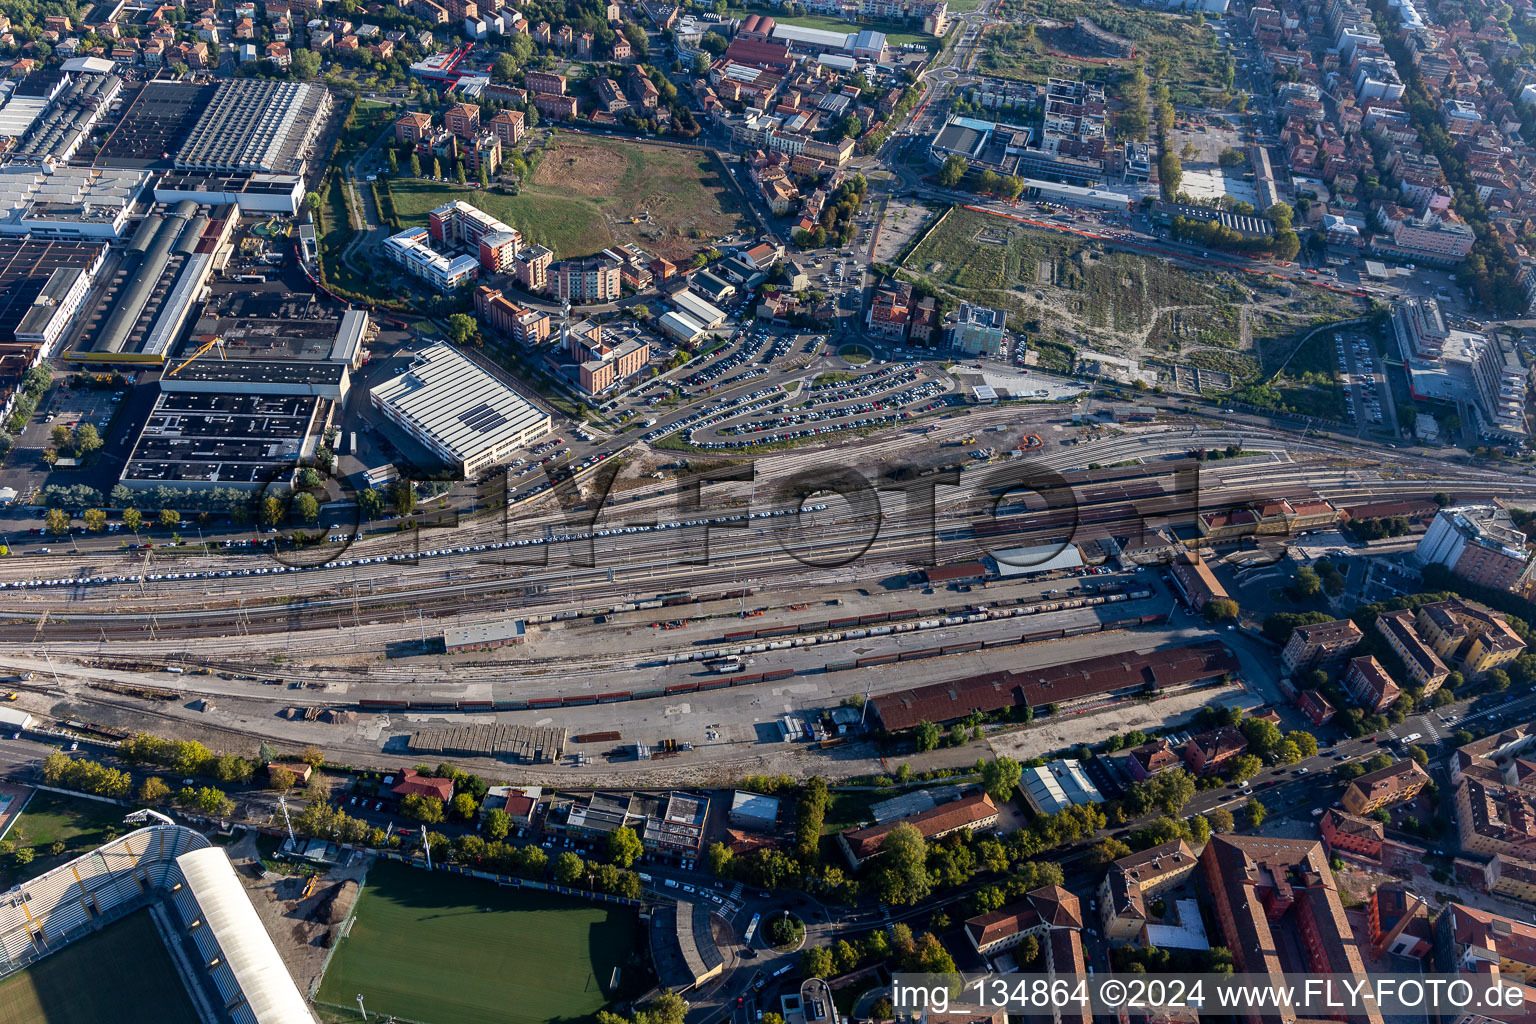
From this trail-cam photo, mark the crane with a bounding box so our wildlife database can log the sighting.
[167,335,225,377]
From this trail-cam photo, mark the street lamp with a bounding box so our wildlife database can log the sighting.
[357,993,368,1020]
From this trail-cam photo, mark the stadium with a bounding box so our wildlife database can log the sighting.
[0,820,314,1024]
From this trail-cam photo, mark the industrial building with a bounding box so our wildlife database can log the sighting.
[369,342,552,478]
[173,79,331,175]
[153,171,307,216]
[0,166,151,239]
[929,115,1034,177]
[4,70,123,170]
[60,200,234,364]
[1391,296,1528,441]
[442,618,526,652]
[670,289,727,329]
[120,391,323,489]
[1018,759,1105,814]
[657,309,707,345]
[158,287,368,400]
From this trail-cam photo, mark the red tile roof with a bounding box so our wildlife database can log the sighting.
[392,768,453,802]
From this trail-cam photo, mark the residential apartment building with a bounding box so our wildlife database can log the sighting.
[1098,839,1199,944]
[1125,739,1182,782]
[1341,759,1430,815]
[383,226,479,291]
[549,255,621,302]
[1417,506,1535,596]
[1415,597,1526,676]
[488,108,525,146]
[394,110,434,143]
[1342,655,1400,713]
[1451,725,1536,866]
[1201,835,1383,1024]
[1281,618,1362,674]
[1484,854,1536,905]
[1366,885,1432,959]
[1181,726,1247,776]
[1374,609,1450,694]
[868,279,913,339]
[513,244,553,292]
[1320,807,1387,863]
[475,286,550,346]
[444,101,480,138]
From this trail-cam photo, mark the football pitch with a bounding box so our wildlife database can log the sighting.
[316,861,647,1024]
[0,910,201,1024]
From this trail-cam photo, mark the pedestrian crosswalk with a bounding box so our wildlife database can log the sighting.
[729,882,744,902]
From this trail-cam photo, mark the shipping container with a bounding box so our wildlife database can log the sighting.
[597,691,631,703]
[665,682,700,695]
[899,648,941,662]
[941,641,982,655]
[825,660,859,672]
[761,669,793,681]
[857,653,900,667]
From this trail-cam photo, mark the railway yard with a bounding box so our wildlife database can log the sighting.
[3,400,1534,783]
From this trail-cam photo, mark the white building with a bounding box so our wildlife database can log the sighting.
[369,343,551,478]
[383,226,480,291]
[657,310,706,344]
[1018,760,1104,814]
[670,290,726,328]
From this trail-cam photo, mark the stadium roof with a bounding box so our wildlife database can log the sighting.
[175,847,317,1024]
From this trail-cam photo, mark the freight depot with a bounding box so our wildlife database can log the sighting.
[0,505,830,591]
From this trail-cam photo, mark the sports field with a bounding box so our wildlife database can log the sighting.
[0,910,201,1024]
[315,861,647,1024]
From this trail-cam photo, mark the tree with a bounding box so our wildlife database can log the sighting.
[358,487,383,520]
[73,424,102,455]
[1159,151,1183,196]
[446,313,478,346]
[158,508,181,530]
[1089,837,1133,867]
[451,792,480,821]
[706,840,735,877]
[1244,798,1267,828]
[292,48,321,79]
[1287,731,1318,758]
[1227,754,1262,783]
[485,808,512,840]
[296,467,322,489]
[937,154,968,188]
[44,509,70,537]
[268,766,296,793]
[981,756,1022,801]
[1188,813,1212,844]
[82,508,107,533]
[1002,175,1025,200]
[305,191,323,216]
[122,508,142,533]
[692,52,711,77]
[1205,597,1239,622]
[802,946,835,979]
[608,826,643,868]
[410,152,422,177]
[872,822,930,905]
[1407,744,1429,767]
[391,479,416,516]
[400,793,446,823]
[138,776,171,805]
[555,851,585,884]
[291,492,320,524]
[494,52,519,80]
[1208,806,1236,833]
[914,720,941,752]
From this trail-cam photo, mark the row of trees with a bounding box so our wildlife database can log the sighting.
[800,920,956,981]
[41,750,237,816]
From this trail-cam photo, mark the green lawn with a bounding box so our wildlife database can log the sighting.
[383,134,748,263]
[726,2,939,47]
[0,911,202,1024]
[386,178,614,258]
[316,861,648,1024]
[1,791,127,888]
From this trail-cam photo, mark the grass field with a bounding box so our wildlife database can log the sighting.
[0,792,126,888]
[983,0,1227,90]
[316,861,647,1024]
[725,2,938,47]
[386,134,748,263]
[0,910,201,1024]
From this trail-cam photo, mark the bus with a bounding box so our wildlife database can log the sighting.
[744,913,760,945]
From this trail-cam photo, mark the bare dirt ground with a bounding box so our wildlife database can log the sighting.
[226,830,367,996]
